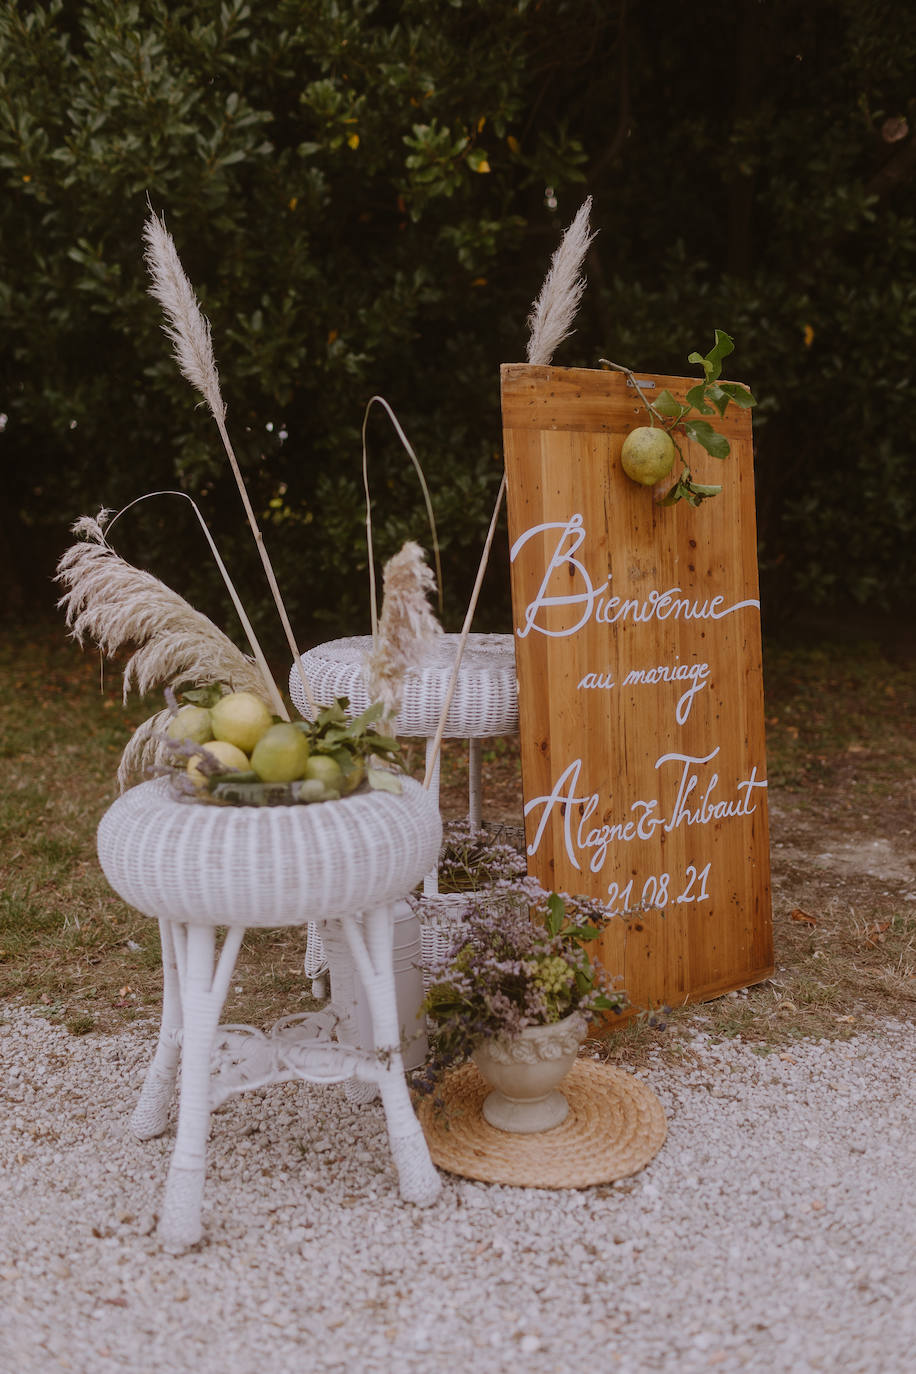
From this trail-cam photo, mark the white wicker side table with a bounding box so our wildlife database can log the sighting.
[290,633,518,987]
[97,777,443,1251]
[289,633,518,837]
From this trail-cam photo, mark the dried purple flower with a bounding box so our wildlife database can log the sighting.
[415,882,627,1094]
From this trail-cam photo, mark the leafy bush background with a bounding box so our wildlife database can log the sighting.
[2,0,913,649]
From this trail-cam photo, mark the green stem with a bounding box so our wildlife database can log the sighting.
[598,358,667,427]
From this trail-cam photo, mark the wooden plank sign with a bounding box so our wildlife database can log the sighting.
[501,363,773,1013]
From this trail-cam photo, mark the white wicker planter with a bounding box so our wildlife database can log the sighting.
[291,633,519,983]
[289,633,519,742]
[97,776,443,1251]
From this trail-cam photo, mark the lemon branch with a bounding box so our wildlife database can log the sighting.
[598,356,693,495]
[599,332,756,508]
[598,358,668,427]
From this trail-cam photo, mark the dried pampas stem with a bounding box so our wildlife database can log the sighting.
[423,473,507,790]
[526,196,596,367]
[361,396,442,641]
[56,514,273,707]
[117,706,172,793]
[365,541,442,721]
[105,490,285,718]
[143,207,316,711]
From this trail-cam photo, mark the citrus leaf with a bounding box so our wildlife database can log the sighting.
[704,384,731,417]
[366,734,401,753]
[654,389,689,419]
[685,382,714,415]
[180,684,225,708]
[716,381,756,408]
[367,767,403,793]
[314,700,348,729]
[683,419,731,459]
[658,475,689,506]
[546,892,566,935]
[320,725,354,744]
[346,701,386,735]
[689,329,734,384]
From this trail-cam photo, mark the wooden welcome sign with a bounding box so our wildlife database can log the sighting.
[501,364,773,1014]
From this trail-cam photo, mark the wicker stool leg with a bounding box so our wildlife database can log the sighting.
[321,923,380,1104]
[304,921,328,999]
[342,908,441,1208]
[131,919,182,1140]
[159,923,244,1251]
[422,738,441,898]
[468,737,482,833]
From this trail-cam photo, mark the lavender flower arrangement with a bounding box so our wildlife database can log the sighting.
[416,880,626,1094]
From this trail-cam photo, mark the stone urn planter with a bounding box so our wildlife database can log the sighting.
[471,1010,588,1134]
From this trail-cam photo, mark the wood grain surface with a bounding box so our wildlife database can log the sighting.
[501,364,773,1015]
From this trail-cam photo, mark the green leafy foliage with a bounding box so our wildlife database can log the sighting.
[613,331,756,506]
[295,697,403,775]
[416,886,626,1094]
[1,0,914,633]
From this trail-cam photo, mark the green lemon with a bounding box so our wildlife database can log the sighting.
[210,691,274,754]
[166,704,213,746]
[187,739,251,788]
[620,427,676,486]
[303,755,344,791]
[340,758,366,795]
[294,778,328,803]
[250,723,310,783]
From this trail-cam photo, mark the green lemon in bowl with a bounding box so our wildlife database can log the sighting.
[620,427,676,486]
[167,704,213,746]
[340,758,366,795]
[303,754,344,791]
[294,778,329,803]
[250,723,310,783]
[210,691,274,754]
[187,739,251,788]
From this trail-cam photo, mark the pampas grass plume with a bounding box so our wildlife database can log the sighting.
[143,209,224,419]
[143,206,317,711]
[526,196,596,367]
[366,541,442,720]
[56,513,268,704]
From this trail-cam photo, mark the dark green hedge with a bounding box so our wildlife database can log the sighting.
[2,0,913,649]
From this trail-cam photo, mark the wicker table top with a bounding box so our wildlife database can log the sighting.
[97,776,443,928]
[289,633,519,739]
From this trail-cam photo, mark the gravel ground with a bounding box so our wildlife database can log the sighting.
[1,1006,913,1374]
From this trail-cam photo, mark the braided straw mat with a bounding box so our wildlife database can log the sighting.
[418,1060,666,1188]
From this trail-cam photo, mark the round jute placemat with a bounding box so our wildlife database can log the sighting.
[418,1059,667,1188]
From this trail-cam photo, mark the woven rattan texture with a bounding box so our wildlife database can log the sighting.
[289,633,519,738]
[418,1059,667,1188]
[97,777,442,927]
[416,892,472,992]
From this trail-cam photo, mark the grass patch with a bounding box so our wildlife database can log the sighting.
[761,638,915,793]
[0,620,317,1032]
[0,619,912,1056]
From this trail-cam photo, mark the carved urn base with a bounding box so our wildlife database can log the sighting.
[471,1011,588,1134]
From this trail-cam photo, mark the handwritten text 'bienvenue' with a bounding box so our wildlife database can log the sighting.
[511,514,759,639]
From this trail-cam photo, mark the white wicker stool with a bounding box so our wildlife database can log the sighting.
[97,776,443,1251]
[289,633,518,985]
